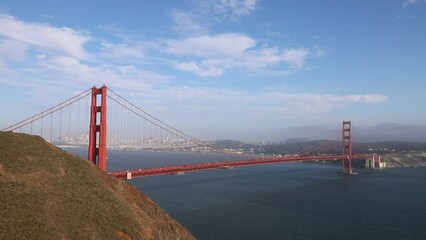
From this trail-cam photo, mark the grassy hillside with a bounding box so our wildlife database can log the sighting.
[0,132,195,240]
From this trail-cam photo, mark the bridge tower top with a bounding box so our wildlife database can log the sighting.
[342,121,352,156]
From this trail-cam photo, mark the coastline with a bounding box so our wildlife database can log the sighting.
[382,151,426,168]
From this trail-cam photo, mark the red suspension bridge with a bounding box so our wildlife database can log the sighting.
[2,85,379,180]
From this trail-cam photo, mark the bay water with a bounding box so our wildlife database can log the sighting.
[66,148,426,240]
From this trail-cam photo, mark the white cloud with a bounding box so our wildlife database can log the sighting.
[0,59,9,73]
[0,14,171,94]
[347,94,388,103]
[154,86,388,112]
[161,1,322,77]
[168,0,257,36]
[256,92,388,113]
[0,14,90,60]
[282,48,310,70]
[39,56,92,81]
[165,40,316,77]
[27,56,171,92]
[0,39,28,61]
[142,87,389,136]
[0,10,394,140]
[174,61,223,77]
[163,33,256,57]
[239,48,282,67]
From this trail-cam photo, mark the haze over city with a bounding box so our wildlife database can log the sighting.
[1,0,425,141]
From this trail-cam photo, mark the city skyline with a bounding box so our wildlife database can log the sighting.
[1,0,426,141]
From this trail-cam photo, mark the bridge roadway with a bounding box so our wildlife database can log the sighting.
[109,154,373,180]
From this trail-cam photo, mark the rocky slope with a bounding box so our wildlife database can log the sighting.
[0,132,195,240]
[382,151,426,168]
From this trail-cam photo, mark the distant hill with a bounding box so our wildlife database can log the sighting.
[212,139,426,156]
[212,138,426,168]
[0,132,194,240]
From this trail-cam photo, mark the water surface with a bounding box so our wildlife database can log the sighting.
[66,148,426,240]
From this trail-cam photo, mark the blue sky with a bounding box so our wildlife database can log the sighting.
[1,0,425,141]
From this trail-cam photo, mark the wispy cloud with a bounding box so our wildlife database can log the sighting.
[397,12,416,19]
[0,39,29,61]
[168,0,257,36]
[2,55,171,96]
[195,0,257,19]
[35,56,170,91]
[163,34,319,77]
[0,13,388,137]
[163,33,256,57]
[173,61,223,77]
[282,48,310,70]
[169,9,209,35]
[159,0,324,77]
[402,0,425,7]
[149,86,388,115]
[143,86,389,138]
[100,41,145,61]
[0,14,323,91]
[0,14,168,94]
[0,14,90,60]
[222,0,257,16]
[255,92,388,113]
[398,0,424,19]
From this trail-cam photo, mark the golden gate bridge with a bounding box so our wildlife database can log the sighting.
[1,85,380,179]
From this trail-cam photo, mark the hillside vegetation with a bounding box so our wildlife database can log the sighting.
[381,151,426,168]
[0,132,194,240]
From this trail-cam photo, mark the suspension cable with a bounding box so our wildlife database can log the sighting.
[107,88,205,145]
[2,88,92,132]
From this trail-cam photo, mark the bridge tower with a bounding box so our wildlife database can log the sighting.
[88,85,107,171]
[341,121,352,174]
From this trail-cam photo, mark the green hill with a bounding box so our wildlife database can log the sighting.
[0,132,195,240]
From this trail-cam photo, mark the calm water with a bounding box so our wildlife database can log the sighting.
[66,148,426,240]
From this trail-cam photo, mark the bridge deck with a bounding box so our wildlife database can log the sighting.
[109,154,373,179]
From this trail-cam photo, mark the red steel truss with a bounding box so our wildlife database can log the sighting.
[88,85,107,171]
[109,154,373,180]
[341,121,353,174]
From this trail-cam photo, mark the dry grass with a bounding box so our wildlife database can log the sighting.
[0,132,195,240]
[382,151,426,168]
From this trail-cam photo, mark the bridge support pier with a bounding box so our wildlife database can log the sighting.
[88,85,107,171]
[365,155,386,169]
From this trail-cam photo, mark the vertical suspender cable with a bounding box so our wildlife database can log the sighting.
[77,97,80,143]
[59,108,62,143]
[50,113,53,143]
[41,116,43,139]
[68,105,71,140]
